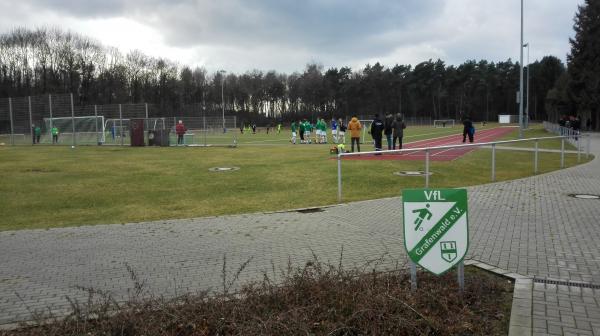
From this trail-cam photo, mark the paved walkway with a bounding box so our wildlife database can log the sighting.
[1,134,600,335]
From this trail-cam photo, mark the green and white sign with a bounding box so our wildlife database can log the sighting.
[403,189,469,275]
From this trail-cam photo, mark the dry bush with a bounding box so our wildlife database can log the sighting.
[2,258,512,336]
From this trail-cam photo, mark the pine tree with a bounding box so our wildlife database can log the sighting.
[567,0,600,130]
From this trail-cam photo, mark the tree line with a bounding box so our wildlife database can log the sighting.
[0,26,572,124]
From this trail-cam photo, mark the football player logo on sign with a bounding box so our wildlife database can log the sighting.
[403,189,469,275]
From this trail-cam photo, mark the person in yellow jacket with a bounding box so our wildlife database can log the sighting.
[347,116,362,152]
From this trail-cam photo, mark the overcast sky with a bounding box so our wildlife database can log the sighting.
[0,0,584,74]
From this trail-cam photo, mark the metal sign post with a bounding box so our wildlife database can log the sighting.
[403,188,469,292]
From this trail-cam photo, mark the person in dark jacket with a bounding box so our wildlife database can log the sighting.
[392,114,406,149]
[462,116,474,143]
[383,114,394,150]
[370,114,385,151]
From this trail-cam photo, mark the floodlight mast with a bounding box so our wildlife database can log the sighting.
[518,0,524,138]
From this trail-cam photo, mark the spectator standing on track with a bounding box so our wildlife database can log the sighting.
[370,114,385,151]
[338,118,347,144]
[392,113,406,149]
[51,126,59,144]
[348,116,362,152]
[462,116,474,143]
[384,113,394,150]
[175,120,187,145]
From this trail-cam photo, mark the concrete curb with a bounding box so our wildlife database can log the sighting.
[466,259,533,336]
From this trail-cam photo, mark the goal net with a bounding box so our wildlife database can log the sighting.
[433,119,455,128]
[43,116,105,145]
[168,116,237,147]
[104,118,130,145]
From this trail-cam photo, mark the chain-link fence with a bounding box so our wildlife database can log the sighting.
[0,94,237,147]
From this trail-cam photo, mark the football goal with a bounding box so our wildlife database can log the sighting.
[43,116,105,145]
[433,119,455,128]
[104,118,130,144]
[359,120,373,144]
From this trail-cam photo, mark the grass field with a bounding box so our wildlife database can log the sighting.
[0,123,591,231]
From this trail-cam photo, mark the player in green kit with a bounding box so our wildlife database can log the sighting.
[277,123,282,134]
[290,121,297,144]
[320,118,328,143]
[304,120,312,144]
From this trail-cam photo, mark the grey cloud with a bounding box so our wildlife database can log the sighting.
[133,0,444,58]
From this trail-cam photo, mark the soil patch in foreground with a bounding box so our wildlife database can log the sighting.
[3,264,513,336]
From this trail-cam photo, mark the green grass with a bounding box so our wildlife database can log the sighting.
[0,124,592,231]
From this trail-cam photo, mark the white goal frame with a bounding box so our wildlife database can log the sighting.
[433,119,455,128]
[43,115,105,144]
[359,119,373,144]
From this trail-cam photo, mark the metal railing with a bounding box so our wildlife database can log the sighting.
[336,135,591,202]
[543,121,590,155]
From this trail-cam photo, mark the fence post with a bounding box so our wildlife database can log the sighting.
[8,97,14,146]
[145,103,148,119]
[560,138,565,168]
[491,144,496,182]
[534,140,539,174]
[28,96,33,146]
[94,105,99,145]
[119,104,124,146]
[337,154,343,203]
[49,94,53,138]
[425,149,430,188]
[70,93,76,147]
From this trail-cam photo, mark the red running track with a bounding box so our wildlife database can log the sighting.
[342,126,517,161]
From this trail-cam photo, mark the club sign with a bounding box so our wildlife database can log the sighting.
[403,189,469,275]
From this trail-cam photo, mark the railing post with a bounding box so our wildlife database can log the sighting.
[491,144,496,182]
[70,93,76,147]
[560,138,565,168]
[337,154,342,203]
[534,140,539,174]
[425,149,430,188]
[8,97,14,146]
[577,136,581,163]
[587,135,591,158]
[28,96,33,146]
[119,104,124,146]
[145,103,148,119]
